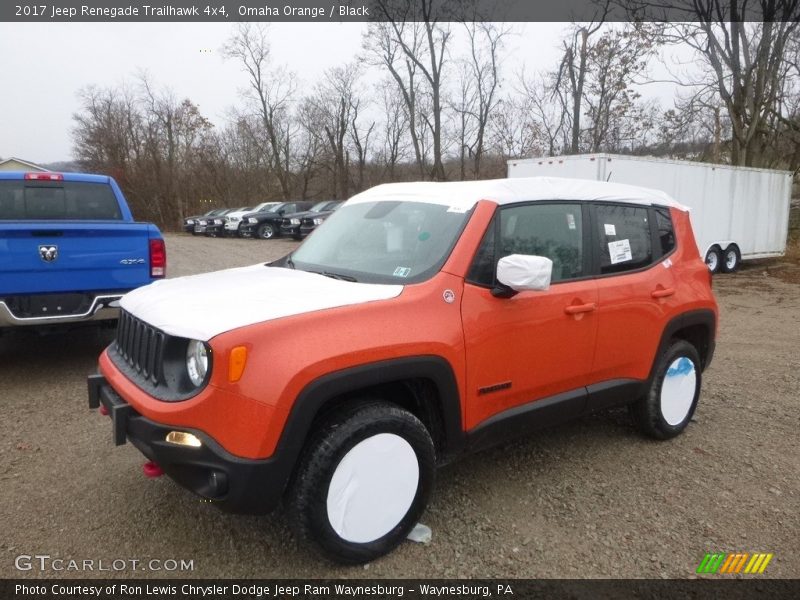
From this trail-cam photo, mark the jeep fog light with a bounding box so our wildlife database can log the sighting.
[166,431,202,448]
[186,340,209,386]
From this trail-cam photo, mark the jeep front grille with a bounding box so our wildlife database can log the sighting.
[115,310,166,385]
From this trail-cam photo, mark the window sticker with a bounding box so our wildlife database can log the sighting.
[447,205,469,213]
[566,213,576,230]
[604,223,617,236]
[393,267,412,278]
[608,239,632,264]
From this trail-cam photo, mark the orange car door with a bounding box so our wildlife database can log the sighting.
[461,202,599,431]
[590,203,680,390]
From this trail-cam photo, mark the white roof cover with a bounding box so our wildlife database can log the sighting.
[347,176,688,211]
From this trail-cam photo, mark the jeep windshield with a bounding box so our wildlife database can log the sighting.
[288,200,473,284]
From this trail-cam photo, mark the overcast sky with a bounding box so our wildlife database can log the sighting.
[0,22,681,164]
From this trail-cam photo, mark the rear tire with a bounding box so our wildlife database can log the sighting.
[286,401,435,564]
[705,246,722,274]
[632,339,702,440]
[721,245,741,273]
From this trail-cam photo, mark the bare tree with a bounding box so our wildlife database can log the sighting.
[555,2,610,153]
[377,81,411,179]
[460,21,510,178]
[223,23,296,198]
[368,0,453,180]
[665,0,800,166]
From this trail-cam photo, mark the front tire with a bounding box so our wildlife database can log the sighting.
[257,223,275,239]
[287,401,435,564]
[632,339,702,440]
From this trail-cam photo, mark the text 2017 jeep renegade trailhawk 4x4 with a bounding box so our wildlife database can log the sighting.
[88,177,718,563]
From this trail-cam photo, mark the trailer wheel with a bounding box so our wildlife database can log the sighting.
[705,246,722,274]
[721,245,741,273]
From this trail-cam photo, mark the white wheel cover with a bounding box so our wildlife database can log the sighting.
[725,251,737,270]
[660,357,697,426]
[326,433,419,544]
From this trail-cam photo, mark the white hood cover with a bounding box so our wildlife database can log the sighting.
[120,264,403,341]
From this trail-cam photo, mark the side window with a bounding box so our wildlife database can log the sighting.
[467,204,584,285]
[595,204,652,274]
[655,207,676,256]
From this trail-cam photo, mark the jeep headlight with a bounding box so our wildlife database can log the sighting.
[186,340,209,387]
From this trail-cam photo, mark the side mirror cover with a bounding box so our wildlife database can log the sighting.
[496,254,553,293]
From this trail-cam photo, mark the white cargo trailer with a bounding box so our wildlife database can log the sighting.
[507,153,793,272]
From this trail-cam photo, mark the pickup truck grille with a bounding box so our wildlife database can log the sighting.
[115,310,165,385]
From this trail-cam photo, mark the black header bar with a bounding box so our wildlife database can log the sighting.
[3,0,799,23]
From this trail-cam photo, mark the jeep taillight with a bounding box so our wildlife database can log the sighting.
[149,238,166,278]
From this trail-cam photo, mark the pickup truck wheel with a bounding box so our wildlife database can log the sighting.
[721,245,741,273]
[257,224,275,239]
[705,246,722,274]
[287,401,435,564]
[632,339,701,440]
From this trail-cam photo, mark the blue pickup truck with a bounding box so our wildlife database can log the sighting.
[0,171,165,329]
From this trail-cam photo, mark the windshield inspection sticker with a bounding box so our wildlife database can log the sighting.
[447,205,469,213]
[604,223,617,236]
[393,267,412,278]
[566,213,576,230]
[608,239,633,264]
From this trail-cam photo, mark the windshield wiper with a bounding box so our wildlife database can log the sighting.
[286,253,295,269]
[322,271,357,282]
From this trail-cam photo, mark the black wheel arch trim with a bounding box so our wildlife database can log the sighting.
[274,355,464,483]
[651,309,716,376]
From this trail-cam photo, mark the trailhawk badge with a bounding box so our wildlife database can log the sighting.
[39,245,58,262]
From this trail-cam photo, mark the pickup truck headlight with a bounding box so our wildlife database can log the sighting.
[313,218,324,225]
[186,340,209,387]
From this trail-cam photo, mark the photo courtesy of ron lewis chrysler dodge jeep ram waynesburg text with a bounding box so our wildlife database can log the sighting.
[87,177,718,564]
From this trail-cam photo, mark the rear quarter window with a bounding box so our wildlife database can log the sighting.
[0,181,122,220]
[595,204,652,274]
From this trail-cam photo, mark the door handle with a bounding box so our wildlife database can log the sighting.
[651,287,675,299]
[564,302,597,315]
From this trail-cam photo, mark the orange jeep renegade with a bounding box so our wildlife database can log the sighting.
[88,177,718,563]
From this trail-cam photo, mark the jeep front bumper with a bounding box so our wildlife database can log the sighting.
[87,374,287,514]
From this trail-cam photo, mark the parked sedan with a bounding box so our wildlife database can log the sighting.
[183,209,224,234]
[298,201,344,238]
[280,201,343,239]
[195,208,233,235]
[238,201,314,239]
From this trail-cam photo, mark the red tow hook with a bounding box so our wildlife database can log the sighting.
[99,405,109,416]
[143,461,164,478]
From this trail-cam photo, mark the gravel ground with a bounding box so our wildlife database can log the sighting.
[1,233,798,579]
